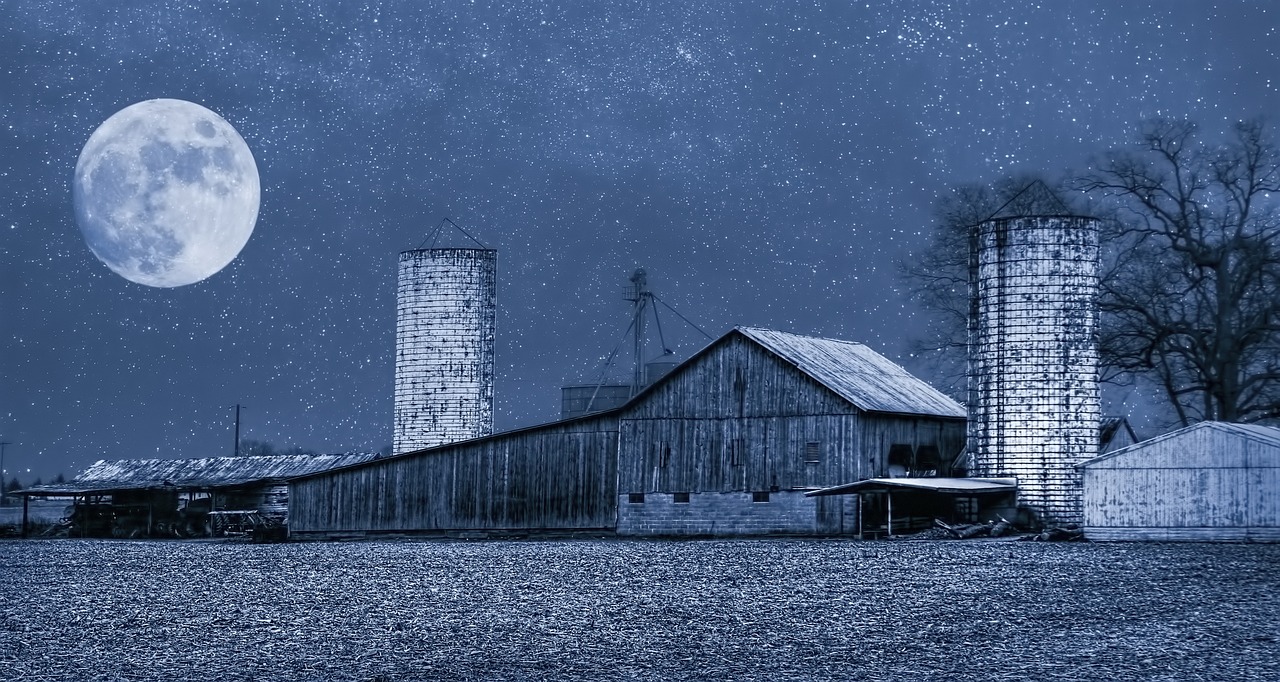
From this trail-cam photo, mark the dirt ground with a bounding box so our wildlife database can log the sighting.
[1,538,1277,681]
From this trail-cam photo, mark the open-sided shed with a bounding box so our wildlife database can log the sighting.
[1076,422,1280,542]
[805,477,1016,537]
[15,453,375,538]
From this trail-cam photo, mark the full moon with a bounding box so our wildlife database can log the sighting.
[72,98,260,288]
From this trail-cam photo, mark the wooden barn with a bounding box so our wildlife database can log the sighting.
[288,326,967,538]
[1076,422,1280,542]
[15,453,374,538]
[614,327,967,536]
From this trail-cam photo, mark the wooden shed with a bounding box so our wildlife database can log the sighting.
[614,327,968,536]
[15,453,375,538]
[1076,422,1280,542]
[288,411,620,538]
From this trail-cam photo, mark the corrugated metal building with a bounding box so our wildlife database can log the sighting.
[289,327,967,538]
[16,453,375,538]
[1077,422,1280,542]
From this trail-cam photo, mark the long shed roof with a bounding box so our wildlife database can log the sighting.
[16,453,378,495]
[735,327,966,418]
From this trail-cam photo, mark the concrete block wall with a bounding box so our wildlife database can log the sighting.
[615,491,819,536]
[968,215,1099,525]
[393,248,497,453]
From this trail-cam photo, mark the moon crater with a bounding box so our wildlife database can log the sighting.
[73,98,260,288]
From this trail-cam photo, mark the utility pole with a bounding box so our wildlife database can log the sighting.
[0,441,10,505]
[233,405,242,457]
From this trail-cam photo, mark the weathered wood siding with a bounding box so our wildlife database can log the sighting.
[620,414,861,494]
[619,335,857,494]
[290,413,619,535]
[857,414,967,477]
[1081,424,1280,542]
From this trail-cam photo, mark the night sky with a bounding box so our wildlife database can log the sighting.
[3,2,1277,482]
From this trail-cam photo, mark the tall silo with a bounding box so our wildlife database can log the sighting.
[393,248,497,453]
[967,215,1100,525]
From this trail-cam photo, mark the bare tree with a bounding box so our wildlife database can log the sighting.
[901,174,1074,396]
[1080,119,1280,424]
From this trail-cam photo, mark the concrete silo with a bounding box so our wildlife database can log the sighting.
[967,215,1100,525]
[393,248,497,453]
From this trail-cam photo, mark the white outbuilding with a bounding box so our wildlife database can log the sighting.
[1076,421,1280,542]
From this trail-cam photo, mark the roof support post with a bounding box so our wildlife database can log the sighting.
[887,491,893,537]
[857,493,863,539]
[21,495,29,538]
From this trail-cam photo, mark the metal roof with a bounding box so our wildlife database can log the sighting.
[15,453,378,496]
[1216,422,1280,446]
[806,477,1017,496]
[1076,421,1280,468]
[736,327,967,418]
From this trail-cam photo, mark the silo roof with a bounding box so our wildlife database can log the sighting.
[736,327,966,418]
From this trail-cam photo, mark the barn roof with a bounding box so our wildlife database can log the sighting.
[1100,416,1132,443]
[15,453,378,496]
[1076,421,1280,468]
[735,327,966,418]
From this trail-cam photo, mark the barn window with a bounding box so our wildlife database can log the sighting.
[804,441,821,463]
[752,491,770,503]
[673,492,690,504]
[914,445,941,477]
[887,444,914,478]
[659,442,671,468]
[730,438,745,467]
[628,493,645,504]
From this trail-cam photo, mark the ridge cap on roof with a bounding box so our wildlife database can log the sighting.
[735,325,868,347]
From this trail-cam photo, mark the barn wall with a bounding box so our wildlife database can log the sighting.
[619,414,861,495]
[1081,429,1280,542]
[290,414,619,536]
[625,334,857,420]
[857,414,968,478]
[616,491,856,536]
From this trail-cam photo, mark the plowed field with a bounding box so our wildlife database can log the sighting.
[2,538,1277,681]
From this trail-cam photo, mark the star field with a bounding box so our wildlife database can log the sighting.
[2,1,1277,481]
